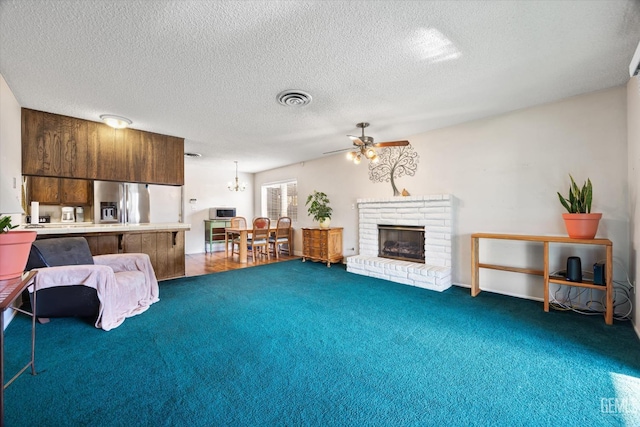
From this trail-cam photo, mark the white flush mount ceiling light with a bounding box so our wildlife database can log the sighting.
[228,161,247,192]
[277,90,312,107]
[100,114,132,129]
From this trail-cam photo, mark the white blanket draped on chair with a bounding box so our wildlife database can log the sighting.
[28,253,159,331]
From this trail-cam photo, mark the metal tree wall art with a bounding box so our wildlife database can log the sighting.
[368,145,419,195]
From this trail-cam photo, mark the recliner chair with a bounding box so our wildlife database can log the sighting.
[26,236,159,331]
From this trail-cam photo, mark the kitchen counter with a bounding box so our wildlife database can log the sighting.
[17,222,191,235]
[19,222,191,280]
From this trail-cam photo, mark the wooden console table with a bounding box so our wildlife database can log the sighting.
[471,233,613,325]
[0,271,38,424]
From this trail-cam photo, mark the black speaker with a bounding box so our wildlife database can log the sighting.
[566,257,582,282]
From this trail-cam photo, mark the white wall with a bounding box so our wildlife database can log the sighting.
[0,73,24,218]
[183,159,253,254]
[0,74,24,329]
[149,184,183,223]
[628,76,640,333]
[256,86,630,306]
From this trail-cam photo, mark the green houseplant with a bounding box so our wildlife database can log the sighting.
[0,215,37,280]
[557,175,602,239]
[306,191,333,229]
[0,215,19,233]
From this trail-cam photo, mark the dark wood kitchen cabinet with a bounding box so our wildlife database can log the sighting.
[127,130,184,185]
[22,108,184,185]
[125,128,152,183]
[88,120,124,182]
[22,109,93,179]
[121,230,185,280]
[28,176,92,205]
[22,109,63,176]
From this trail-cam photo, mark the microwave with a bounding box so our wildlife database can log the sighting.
[210,207,236,219]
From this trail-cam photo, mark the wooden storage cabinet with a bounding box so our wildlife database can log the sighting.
[29,176,92,205]
[22,108,185,185]
[302,227,343,267]
[204,220,231,253]
[22,109,63,177]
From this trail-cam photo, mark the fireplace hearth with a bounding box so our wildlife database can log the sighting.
[346,194,453,292]
[378,225,425,262]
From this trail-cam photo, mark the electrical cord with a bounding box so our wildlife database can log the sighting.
[549,265,633,321]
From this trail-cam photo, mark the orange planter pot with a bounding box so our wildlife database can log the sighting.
[561,213,602,240]
[0,230,37,280]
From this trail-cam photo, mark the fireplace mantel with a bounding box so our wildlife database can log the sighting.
[346,194,452,292]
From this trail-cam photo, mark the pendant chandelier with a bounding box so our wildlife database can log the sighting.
[228,161,247,192]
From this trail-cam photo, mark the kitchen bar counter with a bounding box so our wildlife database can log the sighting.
[19,223,190,280]
[18,222,190,235]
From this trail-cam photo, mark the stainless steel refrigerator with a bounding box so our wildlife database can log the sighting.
[93,181,150,224]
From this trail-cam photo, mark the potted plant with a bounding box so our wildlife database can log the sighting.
[306,190,333,229]
[0,215,37,280]
[557,175,602,239]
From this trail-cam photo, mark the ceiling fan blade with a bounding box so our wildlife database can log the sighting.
[374,140,410,147]
[348,135,365,146]
[323,147,354,155]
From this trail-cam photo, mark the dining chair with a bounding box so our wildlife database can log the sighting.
[247,217,271,260]
[229,216,247,256]
[269,216,292,258]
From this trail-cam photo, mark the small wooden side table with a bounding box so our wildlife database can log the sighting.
[0,271,38,424]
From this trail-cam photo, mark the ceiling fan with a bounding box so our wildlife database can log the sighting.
[323,122,410,164]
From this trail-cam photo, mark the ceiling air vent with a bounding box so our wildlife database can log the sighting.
[277,90,312,107]
[184,152,202,158]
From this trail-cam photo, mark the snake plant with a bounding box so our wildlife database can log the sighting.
[557,175,592,214]
[0,216,19,233]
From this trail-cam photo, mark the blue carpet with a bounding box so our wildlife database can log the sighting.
[3,260,640,426]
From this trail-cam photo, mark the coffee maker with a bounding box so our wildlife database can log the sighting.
[61,207,75,223]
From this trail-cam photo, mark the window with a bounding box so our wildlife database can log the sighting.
[262,180,297,222]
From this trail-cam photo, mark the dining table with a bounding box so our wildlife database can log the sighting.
[224,225,292,263]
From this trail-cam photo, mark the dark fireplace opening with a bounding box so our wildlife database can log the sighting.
[378,225,425,262]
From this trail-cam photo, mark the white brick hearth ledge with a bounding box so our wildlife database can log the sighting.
[346,194,452,292]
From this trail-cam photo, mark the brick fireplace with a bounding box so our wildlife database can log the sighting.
[346,195,452,292]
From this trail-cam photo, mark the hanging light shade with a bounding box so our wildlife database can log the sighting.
[228,161,247,192]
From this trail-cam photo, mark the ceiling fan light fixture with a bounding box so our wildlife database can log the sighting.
[365,147,376,159]
[100,114,132,129]
[353,155,362,165]
[346,151,357,161]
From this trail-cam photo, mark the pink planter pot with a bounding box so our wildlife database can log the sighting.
[562,213,602,240]
[0,230,37,280]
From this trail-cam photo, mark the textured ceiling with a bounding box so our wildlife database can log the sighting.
[1,1,639,173]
